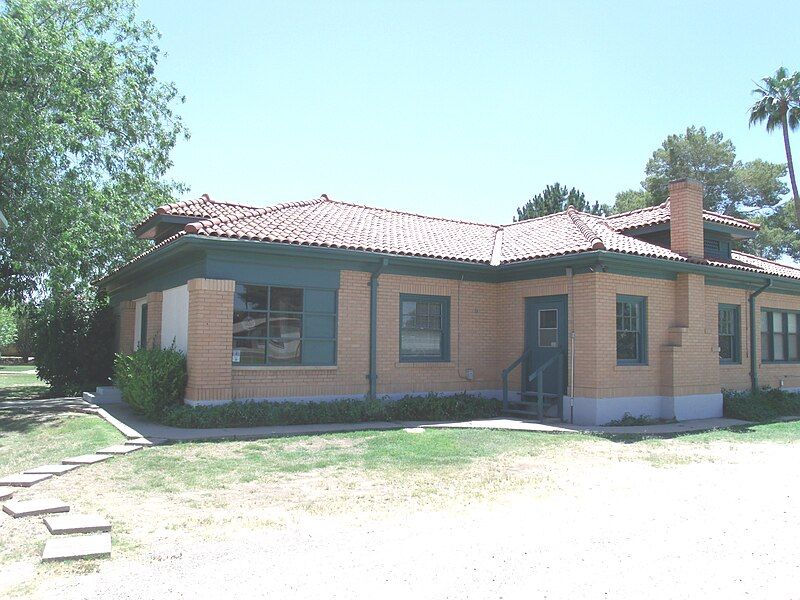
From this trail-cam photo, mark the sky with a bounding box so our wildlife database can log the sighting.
[138,0,800,225]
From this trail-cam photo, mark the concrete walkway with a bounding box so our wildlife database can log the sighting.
[91,399,751,443]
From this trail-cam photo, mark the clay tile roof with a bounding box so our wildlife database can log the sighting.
[606,200,760,232]
[106,193,800,283]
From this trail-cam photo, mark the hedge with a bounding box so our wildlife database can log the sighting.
[723,387,800,421]
[115,347,187,418]
[158,393,502,429]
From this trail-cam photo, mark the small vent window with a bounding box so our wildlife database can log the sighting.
[704,238,721,257]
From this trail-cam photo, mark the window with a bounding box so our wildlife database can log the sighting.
[616,295,646,364]
[138,303,148,349]
[232,283,337,366]
[400,294,450,362]
[538,309,558,347]
[761,309,800,363]
[718,304,740,363]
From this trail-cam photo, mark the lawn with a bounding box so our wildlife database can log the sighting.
[2,404,799,598]
[0,364,49,401]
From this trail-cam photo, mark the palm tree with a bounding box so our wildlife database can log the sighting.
[749,67,800,223]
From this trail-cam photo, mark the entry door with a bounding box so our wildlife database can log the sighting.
[524,295,568,397]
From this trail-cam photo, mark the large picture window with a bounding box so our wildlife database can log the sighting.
[761,309,800,363]
[232,283,337,366]
[616,295,646,365]
[400,294,450,362]
[718,304,740,364]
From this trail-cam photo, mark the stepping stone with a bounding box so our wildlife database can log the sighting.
[62,454,111,465]
[42,533,111,561]
[0,473,52,487]
[44,513,111,535]
[125,437,154,447]
[403,427,425,433]
[24,464,80,476]
[0,486,15,500]
[96,444,140,455]
[3,498,69,518]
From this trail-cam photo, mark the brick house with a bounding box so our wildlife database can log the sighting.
[100,179,800,425]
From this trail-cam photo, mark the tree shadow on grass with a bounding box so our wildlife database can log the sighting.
[586,417,800,444]
[0,385,51,402]
[0,410,68,435]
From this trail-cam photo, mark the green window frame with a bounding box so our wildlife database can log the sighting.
[718,304,741,364]
[138,303,148,349]
[232,283,337,366]
[761,309,800,363]
[616,295,647,365]
[399,294,451,362]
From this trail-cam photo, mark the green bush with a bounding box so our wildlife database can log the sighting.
[158,393,501,429]
[115,347,187,418]
[31,293,115,395]
[723,387,800,421]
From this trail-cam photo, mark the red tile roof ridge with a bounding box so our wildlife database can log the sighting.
[184,197,326,234]
[501,209,571,229]
[323,197,500,229]
[605,200,670,220]
[701,208,760,230]
[731,250,800,272]
[566,206,606,251]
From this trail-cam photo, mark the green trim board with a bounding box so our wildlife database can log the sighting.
[399,293,451,362]
[100,234,800,302]
[718,304,741,364]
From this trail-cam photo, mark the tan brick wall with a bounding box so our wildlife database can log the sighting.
[118,300,136,355]
[185,278,235,402]
[144,291,163,349]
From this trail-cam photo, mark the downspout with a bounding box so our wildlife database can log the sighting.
[368,258,389,399]
[749,278,772,394]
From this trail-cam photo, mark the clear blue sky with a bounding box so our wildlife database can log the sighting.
[138,0,800,224]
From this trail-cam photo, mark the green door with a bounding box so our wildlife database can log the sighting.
[524,295,568,406]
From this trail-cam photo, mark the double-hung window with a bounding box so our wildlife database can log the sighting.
[718,304,740,364]
[399,294,450,362]
[616,295,646,365]
[761,309,800,363]
[232,283,337,366]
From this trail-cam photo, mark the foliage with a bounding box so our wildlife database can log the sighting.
[746,199,800,260]
[115,346,187,418]
[604,412,674,426]
[610,189,654,213]
[748,66,800,218]
[158,393,502,429]
[0,306,16,351]
[723,387,800,421]
[515,183,603,221]
[30,293,115,395]
[0,0,188,304]
[13,307,34,360]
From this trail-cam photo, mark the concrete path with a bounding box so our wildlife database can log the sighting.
[95,398,752,443]
[42,533,111,561]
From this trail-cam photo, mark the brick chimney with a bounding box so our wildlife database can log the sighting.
[668,178,704,258]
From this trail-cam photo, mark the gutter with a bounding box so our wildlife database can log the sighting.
[368,258,389,399]
[749,278,772,394]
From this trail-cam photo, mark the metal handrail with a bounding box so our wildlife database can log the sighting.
[527,352,565,419]
[501,348,531,410]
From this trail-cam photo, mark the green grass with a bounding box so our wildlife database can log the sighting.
[0,364,51,401]
[597,418,800,446]
[0,411,124,473]
[0,365,37,373]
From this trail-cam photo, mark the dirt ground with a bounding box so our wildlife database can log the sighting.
[3,431,799,600]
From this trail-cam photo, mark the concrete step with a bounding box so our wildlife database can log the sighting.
[96,444,141,455]
[24,464,80,476]
[0,486,15,501]
[0,473,53,487]
[42,533,111,561]
[62,454,112,465]
[3,498,70,518]
[125,438,155,447]
[44,514,111,535]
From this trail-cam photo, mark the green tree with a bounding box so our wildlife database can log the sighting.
[0,0,187,304]
[610,189,653,213]
[0,306,16,353]
[515,183,603,221]
[748,67,800,223]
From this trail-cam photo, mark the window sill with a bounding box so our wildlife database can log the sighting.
[232,365,338,371]
[614,363,651,370]
[395,361,453,368]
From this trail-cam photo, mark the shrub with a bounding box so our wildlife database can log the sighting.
[31,293,116,395]
[723,387,800,421]
[115,347,187,418]
[158,393,501,429]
